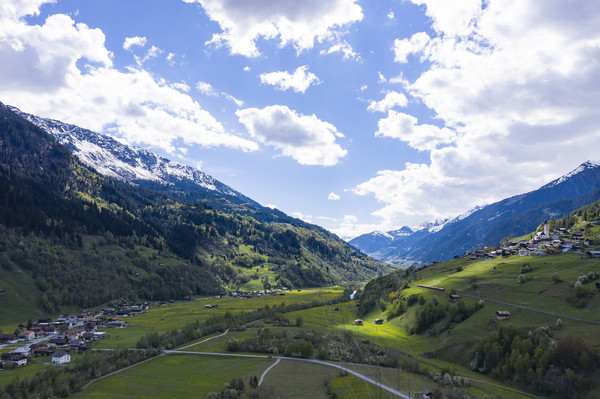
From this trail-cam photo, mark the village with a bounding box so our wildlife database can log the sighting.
[0,288,294,371]
[463,222,599,260]
[0,302,148,370]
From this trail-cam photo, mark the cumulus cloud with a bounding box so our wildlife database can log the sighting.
[185,0,363,57]
[328,192,340,200]
[320,40,360,60]
[236,105,347,166]
[387,11,395,20]
[392,32,430,63]
[0,1,257,156]
[367,91,408,113]
[358,0,600,228]
[259,65,320,93]
[375,111,456,151]
[123,36,146,50]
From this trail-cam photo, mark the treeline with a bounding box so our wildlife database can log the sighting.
[226,328,399,367]
[548,198,600,232]
[471,325,598,398]
[0,349,160,399]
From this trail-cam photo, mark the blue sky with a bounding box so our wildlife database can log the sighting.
[1,0,600,239]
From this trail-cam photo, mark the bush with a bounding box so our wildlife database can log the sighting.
[551,273,561,283]
[518,274,526,284]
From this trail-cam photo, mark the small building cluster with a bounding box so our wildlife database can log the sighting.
[464,223,596,260]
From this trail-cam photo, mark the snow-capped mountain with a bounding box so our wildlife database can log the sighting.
[350,162,600,266]
[3,103,256,206]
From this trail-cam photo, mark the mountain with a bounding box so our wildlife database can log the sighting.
[0,103,390,317]
[1,103,305,225]
[352,162,600,265]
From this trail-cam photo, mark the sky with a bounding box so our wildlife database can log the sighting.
[1,0,600,240]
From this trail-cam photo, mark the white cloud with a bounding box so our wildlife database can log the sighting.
[360,84,367,91]
[358,0,600,229]
[123,36,146,51]
[343,214,358,223]
[196,81,244,107]
[328,192,340,200]
[387,11,395,20]
[243,66,250,72]
[171,81,190,92]
[186,0,363,57]
[375,111,456,151]
[392,32,430,63]
[236,105,347,166]
[222,93,244,108]
[367,91,408,112]
[320,40,360,61]
[0,2,258,156]
[265,204,277,209]
[259,65,320,93]
[292,211,313,223]
[196,81,218,96]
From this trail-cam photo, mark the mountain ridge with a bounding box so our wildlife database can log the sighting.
[351,161,600,265]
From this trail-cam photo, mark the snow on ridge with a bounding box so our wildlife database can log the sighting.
[4,103,244,199]
[543,160,600,189]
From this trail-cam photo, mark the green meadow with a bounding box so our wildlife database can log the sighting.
[70,354,272,399]
[94,287,344,350]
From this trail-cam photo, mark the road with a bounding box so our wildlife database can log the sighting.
[164,350,410,398]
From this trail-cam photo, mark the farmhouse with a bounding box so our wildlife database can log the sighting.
[1,353,28,367]
[52,352,71,364]
[496,310,511,320]
[374,319,383,325]
[354,319,364,326]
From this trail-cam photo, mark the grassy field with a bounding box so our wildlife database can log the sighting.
[93,287,344,350]
[70,354,272,399]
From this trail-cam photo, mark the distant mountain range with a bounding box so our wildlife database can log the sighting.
[350,161,600,266]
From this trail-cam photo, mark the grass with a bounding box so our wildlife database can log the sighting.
[71,354,271,399]
[93,287,344,349]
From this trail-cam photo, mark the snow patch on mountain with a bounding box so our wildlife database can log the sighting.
[542,160,600,189]
[4,104,248,200]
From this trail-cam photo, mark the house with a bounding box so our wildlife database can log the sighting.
[450,294,460,302]
[33,346,52,357]
[52,352,70,364]
[423,388,432,399]
[587,251,600,258]
[374,319,383,325]
[496,310,511,320]
[20,330,35,341]
[354,319,364,326]
[1,353,28,367]
[0,334,16,343]
[49,336,69,347]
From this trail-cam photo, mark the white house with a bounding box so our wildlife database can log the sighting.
[52,352,71,364]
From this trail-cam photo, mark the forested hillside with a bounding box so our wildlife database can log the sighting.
[0,106,389,318]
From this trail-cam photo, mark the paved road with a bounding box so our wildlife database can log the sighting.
[164,350,410,398]
[459,292,600,324]
[258,358,280,386]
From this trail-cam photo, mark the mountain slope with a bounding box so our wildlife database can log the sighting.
[353,162,600,265]
[0,104,390,317]
[2,103,307,226]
